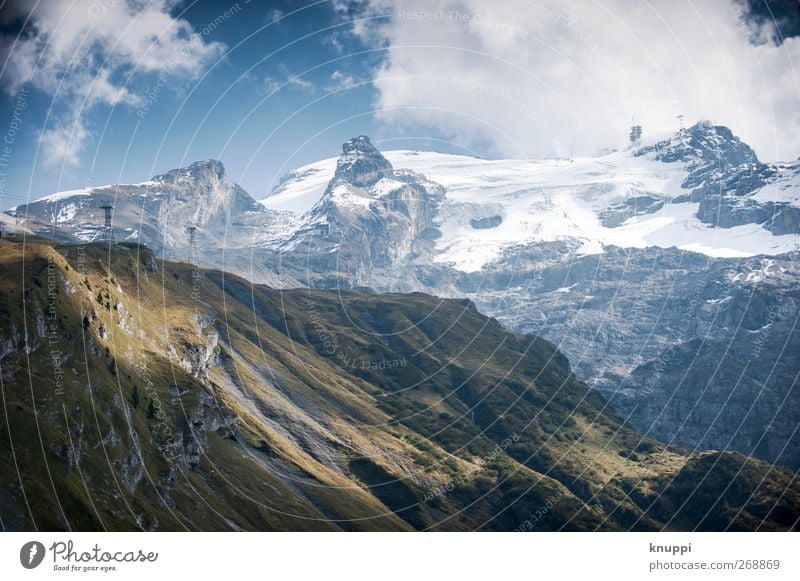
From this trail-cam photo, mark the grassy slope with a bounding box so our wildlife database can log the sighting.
[0,236,797,531]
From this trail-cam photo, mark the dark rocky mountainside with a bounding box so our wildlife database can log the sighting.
[472,243,800,470]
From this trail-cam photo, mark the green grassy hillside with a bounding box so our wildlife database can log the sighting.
[0,236,797,531]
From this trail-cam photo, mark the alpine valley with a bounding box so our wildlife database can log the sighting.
[3,121,800,530]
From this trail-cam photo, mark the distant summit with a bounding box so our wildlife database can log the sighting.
[153,159,227,183]
[334,136,394,188]
[636,121,760,171]
[6,158,276,260]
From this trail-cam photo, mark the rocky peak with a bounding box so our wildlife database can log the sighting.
[636,121,760,170]
[333,136,393,188]
[148,158,257,220]
[153,159,227,184]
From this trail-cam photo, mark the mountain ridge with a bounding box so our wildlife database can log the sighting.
[1,235,798,531]
[4,122,800,473]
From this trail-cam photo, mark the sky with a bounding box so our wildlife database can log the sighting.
[0,0,799,208]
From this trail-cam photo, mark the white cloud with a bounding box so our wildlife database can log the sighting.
[327,70,359,92]
[363,0,800,162]
[262,77,283,94]
[1,0,225,167]
[263,64,316,94]
[325,31,346,53]
[39,120,89,168]
[266,9,284,24]
[286,75,316,93]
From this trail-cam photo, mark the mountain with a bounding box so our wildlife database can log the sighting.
[1,235,798,531]
[475,244,800,470]
[265,136,446,289]
[10,126,798,279]
[261,124,800,272]
[6,124,800,473]
[635,123,799,234]
[6,160,295,286]
[257,126,800,470]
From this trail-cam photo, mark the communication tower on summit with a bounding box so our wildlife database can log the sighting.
[629,118,642,143]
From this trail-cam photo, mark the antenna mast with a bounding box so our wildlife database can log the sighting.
[629,118,642,143]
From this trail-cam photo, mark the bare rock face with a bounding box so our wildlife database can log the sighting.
[473,244,800,469]
[275,138,445,289]
[470,215,503,229]
[333,136,394,188]
[636,122,759,174]
[599,194,664,227]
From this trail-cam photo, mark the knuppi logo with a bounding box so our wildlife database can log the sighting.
[20,541,46,569]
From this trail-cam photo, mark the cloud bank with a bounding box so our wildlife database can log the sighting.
[363,0,800,162]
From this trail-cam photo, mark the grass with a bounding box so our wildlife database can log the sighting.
[0,237,797,531]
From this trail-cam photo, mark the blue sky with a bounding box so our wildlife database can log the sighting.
[1,0,799,208]
[0,0,399,207]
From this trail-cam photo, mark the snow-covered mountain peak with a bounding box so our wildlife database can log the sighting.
[260,129,800,271]
[302,142,443,230]
[11,126,799,279]
[635,121,759,171]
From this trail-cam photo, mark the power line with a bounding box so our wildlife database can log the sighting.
[186,223,198,264]
[98,201,115,244]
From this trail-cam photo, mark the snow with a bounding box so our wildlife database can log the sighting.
[752,163,800,206]
[399,148,697,271]
[621,203,799,258]
[55,202,80,223]
[552,284,579,294]
[330,184,372,210]
[73,225,104,242]
[259,159,337,213]
[706,295,733,305]
[259,145,800,272]
[371,177,404,198]
[35,188,94,203]
[35,180,159,205]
